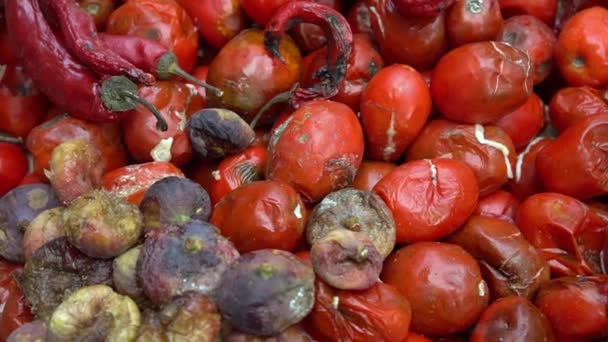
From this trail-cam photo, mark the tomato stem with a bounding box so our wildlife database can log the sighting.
[119,90,169,132]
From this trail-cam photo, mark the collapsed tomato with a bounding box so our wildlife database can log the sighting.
[507,137,551,200]
[548,86,608,133]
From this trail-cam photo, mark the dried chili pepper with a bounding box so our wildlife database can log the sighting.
[99,34,223,97]
[38,0,154,85]
[5,0,168,131]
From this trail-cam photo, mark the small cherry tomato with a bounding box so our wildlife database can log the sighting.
[516,192,606,276]
[209,145,267,206]
[536,114,608,199]
[431,41,533,124]
[0,277,34,341]
[77,0,115,30]
[535,276,608,341]
[266,100,364,204]
[346,0,374,39]
[499,15,557,84]
[382,242,489,336]
[473,189,520,223]
[548,86,608,133]
[106,0,199,72]
[26,114,128,178]
[360,64,431,162]
[366,0,448,70]
[497,0,557,26]
[210,180,306,253]
[102,161,185,205]
[470,296,555,342]
[554,6,608,88]
[121,81,203,167]
[373,158,479,243]
[493,92,546,149]
[0,143,28,197]
[507,137,551,200]
[446,0,503,48]
[407,120,517,196]
[176,0,248,50]
[352,160,397,191]
[304,279,412,342]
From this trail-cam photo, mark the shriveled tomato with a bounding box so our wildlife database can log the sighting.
[471,296,555,342]
[26,114,128,178]
[304,279,412,342]
[102,161,185,205]
[0,277,34,341]
[536,114,608,199]
[535,276,608,341]
[176,0,248,50]
[209,145,267,206]
[446,0,503,48]
[407,120,517,196]
[507,137,551,200]
[554,6,608,88]
[431,41,533,124]
[0,143,27,197]
[473,190,520,223]
[373,158,479,243]
[549,86,608,133]
[499,15,557,84]
[359,64,431,162]
[122,81,203,167]
[106,0,199,72]
[382,242,489,336]
[497,0,556,25]
[516,192,607,276]
[77,0,115,30]
[352,160,396,191]
[266,100,364,204]
[493,92,545,149]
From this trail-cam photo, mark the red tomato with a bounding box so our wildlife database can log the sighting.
[121,81,203,167]
[470,296,555,342]
[102,161,185,205]
[445,0,504,48]
[473,190,520,223]
[536,114,608,199]
[106,0,199,72]
[352,160,397,192]
[382,242,489,336]
[0,143,27,197]
[359,64,431,162]
[493,92,546,149]
[0,31,18,65]
[210,180,306,253]
[241,0,290,26]
[209,145,267,206]
[516,192,606,276]
[548,86,608,133]
[266,100,364,204]
[497,0,557,25]
[507,137,551,200]
[0,277,34,340]
[304,279,412,342]
[373,158,479,243]
[190,66,210,109]
[404,333,433,342]
[554,7,608,88]
[431,41,533,124]
[535,276,608,341]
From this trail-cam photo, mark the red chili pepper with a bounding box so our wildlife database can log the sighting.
[99,34,223,97]
[38,0,154,85]
[264,1,353,107]
[5,0,168,130]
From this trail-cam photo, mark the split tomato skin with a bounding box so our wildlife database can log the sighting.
[548,86,608,133]
[431,41,533,124]
[266,100,364,204]
[493,92,546,150]
[382,242,489,336]
[360,64,432,162]
[507,137,551,200]
[352,160,397,191]
[373,158,479,243]
[536,114,608,199]
[445,0,504,48]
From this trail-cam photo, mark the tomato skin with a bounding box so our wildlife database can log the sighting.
[102,161,185,205]
[187,159,220,192]
[515,192,606,276]
[548,86,608,133]
[536,114,608,199]
[106,0,199,72]
[373,158,479,243]
[473,190,520,223]
[497,0,556,25]
[407,120,517,196]
[554,7,608,88]
[266,100,364,204]
[507,137,551,200]
[121,81,202,167]
[0,277,34,341]
[431,41,533,124]
[535,276,608,340]
[446,0,504,48]
[241,0,290,26]
[0,30,18,65]
[493,92,545,150]
[0,143,28,198]
[404,333,433,342]
[360,64,431,162]
[470,296,555,342]
[352,160,396,192]
[366,0,448,70]
[304,279,412,342]
[190,66,210,109]
[381,242,489,336]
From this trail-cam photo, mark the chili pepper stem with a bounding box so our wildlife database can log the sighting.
[118,91,169,132]
[168,64,224,98]
[249,82,299,129]
[0,133,23,145]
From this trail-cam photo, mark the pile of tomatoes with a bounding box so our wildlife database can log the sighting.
[1,0,608,340]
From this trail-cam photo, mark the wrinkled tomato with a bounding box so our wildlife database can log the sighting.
[548,86,608,133]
